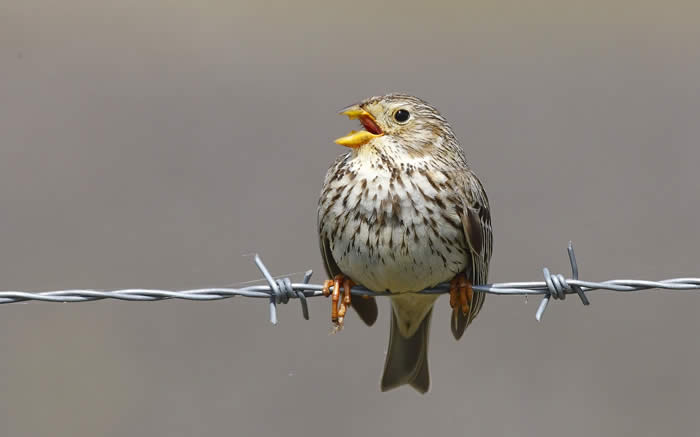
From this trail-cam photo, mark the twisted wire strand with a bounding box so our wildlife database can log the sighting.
[2,242,699,324]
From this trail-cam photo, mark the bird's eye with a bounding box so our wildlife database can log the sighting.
[394,109,410,123]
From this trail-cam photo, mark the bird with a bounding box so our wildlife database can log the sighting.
[317,94,492,393]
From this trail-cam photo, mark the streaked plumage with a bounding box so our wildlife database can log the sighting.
[318,94,492,393]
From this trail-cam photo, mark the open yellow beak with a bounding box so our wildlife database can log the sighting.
[334,108,383,148]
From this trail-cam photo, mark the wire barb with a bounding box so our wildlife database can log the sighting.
[535,242,589,321]
[1,242,700,324]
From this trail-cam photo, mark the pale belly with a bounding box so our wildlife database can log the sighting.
[322,163,468,294]
[332,224,465,293]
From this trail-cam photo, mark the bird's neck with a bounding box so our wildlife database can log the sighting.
[351,140,432,171]
[350,138,467,174]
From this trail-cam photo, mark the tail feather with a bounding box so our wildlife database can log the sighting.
[409,348,430,394]
[451,290,485,340]
[380,307,432,394]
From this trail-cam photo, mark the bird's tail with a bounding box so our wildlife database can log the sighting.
[380,307,432,394]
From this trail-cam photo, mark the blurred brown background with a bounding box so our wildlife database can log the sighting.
[2,1,700,436]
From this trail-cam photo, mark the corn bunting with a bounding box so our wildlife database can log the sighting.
[318,94,492,393]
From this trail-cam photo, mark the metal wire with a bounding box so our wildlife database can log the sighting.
[2,242,699,324]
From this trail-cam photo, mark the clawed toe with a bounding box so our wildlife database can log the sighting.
[449,273,473,316]
[324,274,354,331]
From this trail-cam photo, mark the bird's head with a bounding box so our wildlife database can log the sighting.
[335,94,461,159]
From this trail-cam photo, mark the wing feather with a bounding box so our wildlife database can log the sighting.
[451,171,492,339]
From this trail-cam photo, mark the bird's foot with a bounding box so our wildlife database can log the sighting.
[449,273,473,316]
[322,274,354,332]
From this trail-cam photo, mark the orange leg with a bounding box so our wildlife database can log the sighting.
[449,273,473,316]
[322,274,354,331]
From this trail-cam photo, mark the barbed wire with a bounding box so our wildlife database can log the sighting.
[2,242,699,324]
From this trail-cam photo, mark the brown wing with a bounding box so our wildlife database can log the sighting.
[451,171,493,339]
